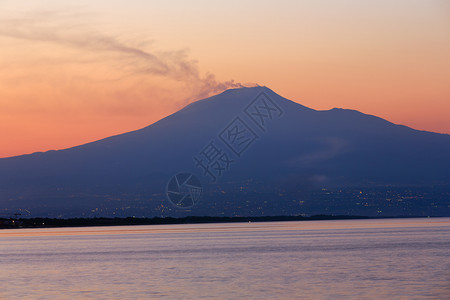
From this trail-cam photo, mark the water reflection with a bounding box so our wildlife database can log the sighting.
[0,218,449,299]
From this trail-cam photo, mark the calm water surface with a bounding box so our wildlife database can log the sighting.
[0,218,449,299]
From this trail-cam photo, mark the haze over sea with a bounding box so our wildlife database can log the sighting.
[1,218,449,299]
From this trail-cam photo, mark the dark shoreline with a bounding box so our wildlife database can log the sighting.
[0,215,442,230]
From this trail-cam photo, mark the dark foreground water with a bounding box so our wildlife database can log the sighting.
[0,218,449,299]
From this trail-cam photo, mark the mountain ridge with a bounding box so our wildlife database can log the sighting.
[1,86,449,217]
[3,86,448,161]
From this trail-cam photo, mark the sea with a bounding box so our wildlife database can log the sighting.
[0,218,449,299]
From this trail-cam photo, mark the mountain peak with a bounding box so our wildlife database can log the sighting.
[183,85,312,117]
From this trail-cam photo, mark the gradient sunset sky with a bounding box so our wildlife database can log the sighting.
[1,0,449,158]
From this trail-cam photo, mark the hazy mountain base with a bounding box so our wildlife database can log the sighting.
[2,183,448,218]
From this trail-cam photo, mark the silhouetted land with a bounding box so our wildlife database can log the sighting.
[0,215,439,229]
[1,87,449,219]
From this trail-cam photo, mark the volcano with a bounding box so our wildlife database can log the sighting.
[1,86,449,217]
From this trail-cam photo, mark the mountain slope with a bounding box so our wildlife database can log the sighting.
[1,86,449,217]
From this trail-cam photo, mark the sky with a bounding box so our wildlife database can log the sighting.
[0,0,449,158]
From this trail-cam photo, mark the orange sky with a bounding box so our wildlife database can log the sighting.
[1,0,449,158]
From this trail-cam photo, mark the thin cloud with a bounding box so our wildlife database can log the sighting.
[0,10,244,103]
